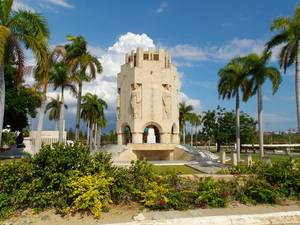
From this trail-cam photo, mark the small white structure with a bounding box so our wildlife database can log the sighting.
[147,127,156,144]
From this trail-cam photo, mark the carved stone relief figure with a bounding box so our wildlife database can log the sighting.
[162,84,171,119]
[131,83,141,119]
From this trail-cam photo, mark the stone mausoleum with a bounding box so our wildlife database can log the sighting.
[116,47,180,160]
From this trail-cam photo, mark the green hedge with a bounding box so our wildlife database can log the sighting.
[1,143,300,220]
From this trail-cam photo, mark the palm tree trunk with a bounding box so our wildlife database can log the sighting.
[190,123,193,146]
[296,55,300,142]
[75,83,82,140]
[195,125,198,148]
[89,122,93,151]
[236,91,241,163]
[59,88,64,143]
[0,63,5,147]
[258,85,264,160]
[86,121,90,145]
[94,123,97,150]
[99,127,102,147]
[183,124,186,144]
[35,82,47,154]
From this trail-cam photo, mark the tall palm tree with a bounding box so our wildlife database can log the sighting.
[65,35,103,140]
[81,93,107,150]
[49,61,77,143]
[218,59,249,162]
[0,0,50,147]
[189,113,198,146]
[237,51,282,159]
[95,117,107,149]
[27,46,66,153]
[45,94,68,130]
[265,3,300,140]
[179,102,194,144]
[194,114,202,148]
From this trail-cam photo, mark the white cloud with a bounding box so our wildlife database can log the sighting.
[108,32,155,54]
[179,92,202,114]
[172,61,194,67]
[264,113,294,123]
[13,0,34,11]
[262,95,271,101]
[165,45,208,61]
[45,0,74,8]
[156,2,167,13]
[14,0,74,12]
[222,22,232,27]
[211,38,266,60]
[279,96,296,100]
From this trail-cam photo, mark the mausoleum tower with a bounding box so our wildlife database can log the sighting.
[116,47,180,145]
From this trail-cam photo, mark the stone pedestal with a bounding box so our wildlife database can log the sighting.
[245,154,252,166]
[231,152,237,166]
[220,151,226,164]
[262,157,271,164]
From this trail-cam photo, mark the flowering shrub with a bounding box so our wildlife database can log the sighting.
[242,177,284,204]
[66,171,113,218]
[1,145,300,220]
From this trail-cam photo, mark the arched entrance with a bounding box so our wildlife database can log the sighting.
[143,125,160,143]
[124,126,132,144]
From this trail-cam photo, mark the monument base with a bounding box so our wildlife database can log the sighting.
[98,144,224,162]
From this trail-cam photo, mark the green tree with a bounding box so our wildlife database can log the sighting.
[81,93,107,150]
[0,0,50,146]
[218,58,250,162]
[202,106,257,152]
[179,102,194,144]
[49,61,77,143]
[4,65,41,131]
[237,51,282,159]
[265,3,300,141]
[67,127,75,140]
[65,35,103,140]
[45,94,68,130]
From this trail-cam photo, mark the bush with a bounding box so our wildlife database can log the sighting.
[1,144,300,220]
[66,171,114,218]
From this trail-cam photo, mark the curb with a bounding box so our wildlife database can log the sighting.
[106,211,300,225]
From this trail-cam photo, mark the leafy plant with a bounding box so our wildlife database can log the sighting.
[67,171,113,218]
[1,131,16,147]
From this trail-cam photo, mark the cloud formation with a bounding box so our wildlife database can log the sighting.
[45,0,74,8]
[14,0,74,12]
[156,2,167,13]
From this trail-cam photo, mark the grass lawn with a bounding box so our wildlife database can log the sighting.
[152,165,201,175]
[0,158,22,164]
[199,148,299,163]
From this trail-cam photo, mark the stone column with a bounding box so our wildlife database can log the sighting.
[160,132,170,144]
[117,133,124,145]
[220,152,226,164]
[245,154,252,166]
[171,133,179,144]
[262,157,271,164]
[132,132,142,143]
[231,152,237,166]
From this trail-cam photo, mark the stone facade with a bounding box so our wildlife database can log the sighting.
[116,47,180,145]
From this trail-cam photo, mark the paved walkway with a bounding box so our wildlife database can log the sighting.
[126,204,300,225]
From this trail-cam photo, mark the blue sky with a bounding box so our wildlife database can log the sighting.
[16,0,300,133]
